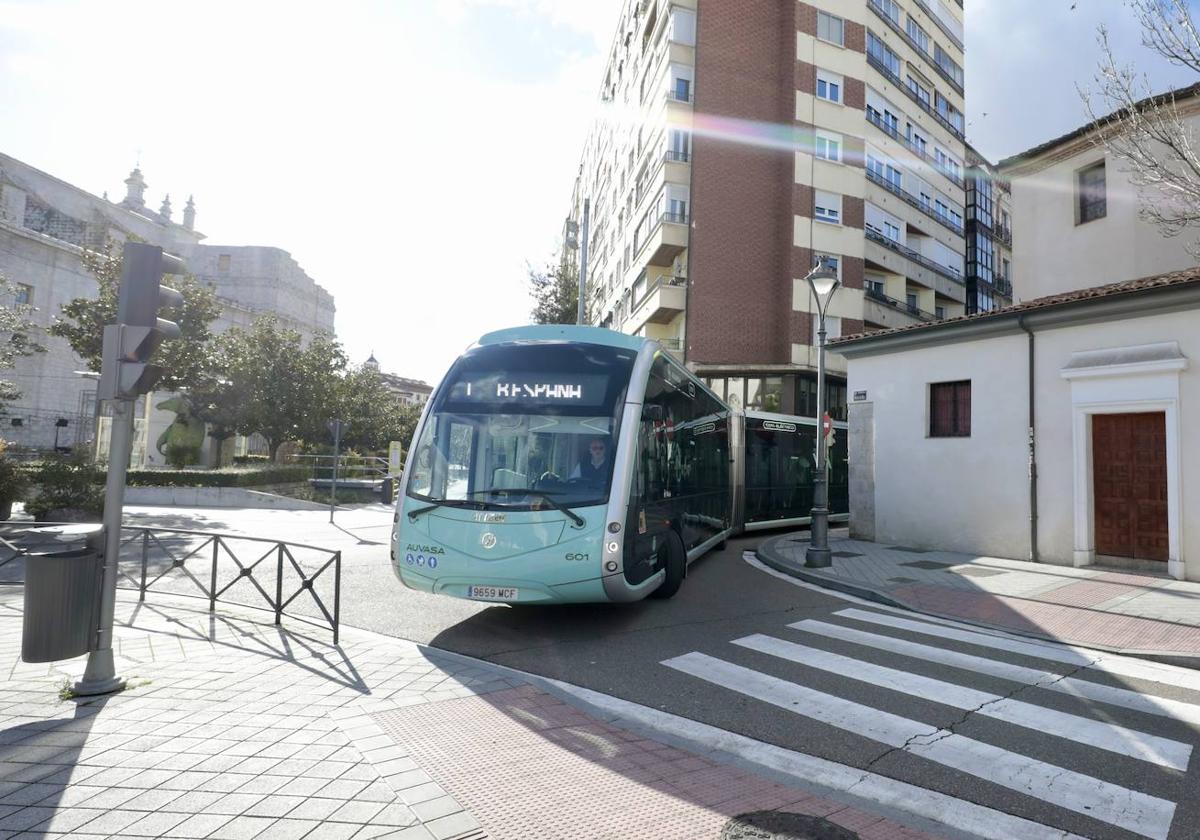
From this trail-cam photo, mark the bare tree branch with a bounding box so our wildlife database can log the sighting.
[1081,8,1200,254]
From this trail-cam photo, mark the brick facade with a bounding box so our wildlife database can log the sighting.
[689,0,798,366]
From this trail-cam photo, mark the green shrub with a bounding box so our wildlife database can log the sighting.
[164,442,201,470]
[233,454,270,466]
[0,450,30,504]
[124,465,309,488]
[25,454,104,520]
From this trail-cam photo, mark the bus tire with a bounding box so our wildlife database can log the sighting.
[650,531,686,599]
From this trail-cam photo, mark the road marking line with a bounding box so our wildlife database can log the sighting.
[663,652,1175,840]
[789,619,1200,726]
[836,608,1200,693]
[733,633,1192,771]
[546,676,1087,840]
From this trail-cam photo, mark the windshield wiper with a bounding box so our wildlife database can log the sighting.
[407,499,485,520]
[461,488,586,528]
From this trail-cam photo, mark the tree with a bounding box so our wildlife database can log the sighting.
[1083,0,1200,251]
[0,277,45,411]
[528,253,579,325]
[218,318,348,460]
[188,372,243,467]
[335,366,423,453]
[50,242,221,390]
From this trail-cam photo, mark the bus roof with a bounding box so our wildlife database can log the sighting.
[475,325,649,352]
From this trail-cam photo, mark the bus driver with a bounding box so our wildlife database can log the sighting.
[569,436,610,488]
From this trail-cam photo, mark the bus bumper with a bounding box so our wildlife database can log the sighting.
[397,568,610,604]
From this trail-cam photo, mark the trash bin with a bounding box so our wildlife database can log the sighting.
[381,477,395,505]
[22,525,104,663]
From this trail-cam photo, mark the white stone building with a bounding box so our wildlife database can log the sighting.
[0,153,335,452]
[839,90,1200,582]
[364,354,431,406]
[839,271,1199,581]
[997,82,1200,300]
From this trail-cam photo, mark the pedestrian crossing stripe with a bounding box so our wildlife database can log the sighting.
[732,632,1192,770]
[835,608,1200,693]
[663,651,1175,839]
[789,618,1200,726]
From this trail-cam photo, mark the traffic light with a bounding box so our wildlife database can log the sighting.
[97,243,186,401]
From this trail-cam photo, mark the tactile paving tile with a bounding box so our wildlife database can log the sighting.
[370,686,944,840]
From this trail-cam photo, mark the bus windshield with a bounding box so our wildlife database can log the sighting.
[406,342,637,511]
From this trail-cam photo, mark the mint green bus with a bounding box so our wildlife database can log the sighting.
[388,324,734,604]
[391,325,846,605]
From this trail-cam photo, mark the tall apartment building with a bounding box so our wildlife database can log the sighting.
[964,144,1013,314]
[565,0,967,418]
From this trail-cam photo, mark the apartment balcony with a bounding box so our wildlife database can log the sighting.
[913,0,964,51]
[863,286,935,329]
[866,52,964,141]
[865,168,964,238]
[864,227,966,302]
[864,110,964,190]
[629,275,687,331]
[636,210,689,267]
[867,0,964,96]
[664,150,690,184]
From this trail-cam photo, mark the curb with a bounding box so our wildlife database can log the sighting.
[754,534,1200,670]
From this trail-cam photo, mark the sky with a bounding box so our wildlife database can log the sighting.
[0,0,1195,386]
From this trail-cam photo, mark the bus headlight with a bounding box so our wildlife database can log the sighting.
[606,541,619,553]
[605,560,618,572]
[607,522,621,533]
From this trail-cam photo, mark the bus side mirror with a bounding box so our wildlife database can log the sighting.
[642,405,663,422]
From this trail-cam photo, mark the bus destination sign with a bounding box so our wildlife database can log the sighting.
[449,374,609,407]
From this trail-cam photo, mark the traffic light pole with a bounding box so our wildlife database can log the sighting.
[74,397,134,696]
[74,242,185,696]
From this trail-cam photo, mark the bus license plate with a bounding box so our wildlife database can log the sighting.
[467,585,519,601]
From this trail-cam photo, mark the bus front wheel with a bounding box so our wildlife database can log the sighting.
[650,531,686,599]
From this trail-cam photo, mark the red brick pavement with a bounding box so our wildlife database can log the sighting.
[890,584,1200,653]
[372,685,945,840]
[1033,580,1137,609]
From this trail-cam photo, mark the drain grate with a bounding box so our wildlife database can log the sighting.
[720,811,860,839]
[951,567,1006,578]
[899,560,956,570]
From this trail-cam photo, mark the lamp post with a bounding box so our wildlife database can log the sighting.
[804,258,840,569]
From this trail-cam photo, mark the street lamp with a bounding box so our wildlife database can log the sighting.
[805,258,840,569]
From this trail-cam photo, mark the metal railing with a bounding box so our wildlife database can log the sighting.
[864,226,965,286]
[913,0,965,51]
[865,168,965,238]
[864,111,965,189]
[867,0,964,96]
[665,149,691,163]
[865,286,938,322]
[288,454,391,483]
[0,522,343,644]
[866,51,964,141]
[657,337,683,350]
[632,273,687,316]
[666,88,693,104]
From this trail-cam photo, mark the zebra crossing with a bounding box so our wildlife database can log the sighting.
[661,605,1200,840]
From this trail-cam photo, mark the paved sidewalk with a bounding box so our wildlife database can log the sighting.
[0,588,947,840]
[758,531,1200,660]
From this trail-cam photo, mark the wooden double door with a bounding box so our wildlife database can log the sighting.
[1092,412,1169,562]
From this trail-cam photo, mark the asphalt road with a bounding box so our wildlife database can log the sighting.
[15,505,1200,840]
